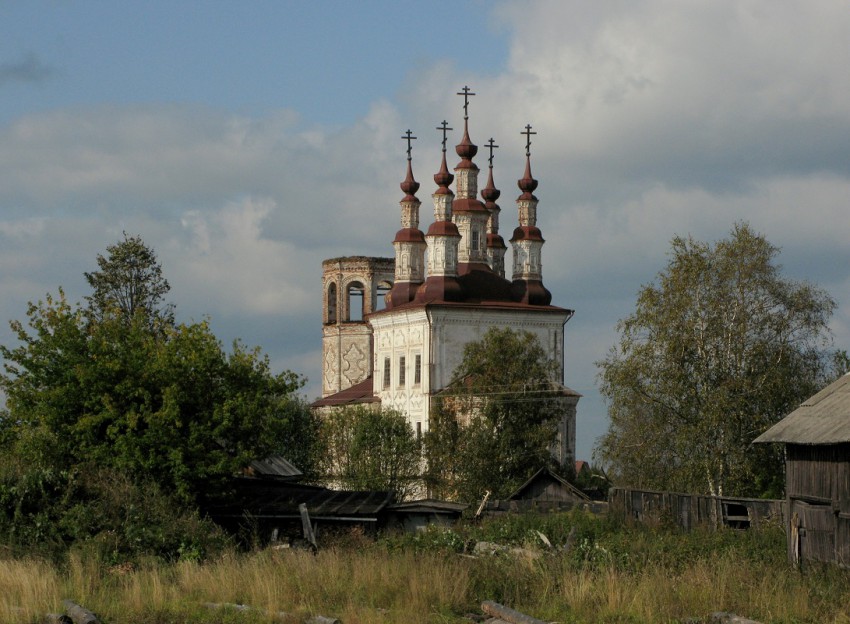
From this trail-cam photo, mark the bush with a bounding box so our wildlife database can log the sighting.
[0,463,230,562]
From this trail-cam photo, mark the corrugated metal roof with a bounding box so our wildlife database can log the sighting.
[247,455,303,480]
[754,373,850,444]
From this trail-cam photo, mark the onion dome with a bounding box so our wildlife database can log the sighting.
[387,130,427,309]
[400,159,420,198]
[510,123,551,305]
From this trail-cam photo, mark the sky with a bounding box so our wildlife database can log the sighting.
[2,0,849,462]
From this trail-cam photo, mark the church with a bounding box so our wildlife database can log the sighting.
[311,89,579,468]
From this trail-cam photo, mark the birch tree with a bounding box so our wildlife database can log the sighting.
[596,223,844,497]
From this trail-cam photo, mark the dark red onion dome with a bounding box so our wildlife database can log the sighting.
[481,166,501,203]
[517,156,539,199]
[400,159,420,199]
[433,151,454,191]
[455,120,479,163]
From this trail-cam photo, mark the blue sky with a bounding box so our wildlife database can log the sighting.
[2,0,850,463]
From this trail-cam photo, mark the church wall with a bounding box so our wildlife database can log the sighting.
[370,308,431,437]
[370,305,571,439]
[426,307,569,393]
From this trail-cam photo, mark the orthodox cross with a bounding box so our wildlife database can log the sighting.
[522,124,537,157]
[436,120,452,153]
[457,86,476,119]
[401,129,417,161]
[485,138,499,168]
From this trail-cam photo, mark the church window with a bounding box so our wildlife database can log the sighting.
[471,229,480,252]
[414,354,422,385]
[399,355,406,387]
[416,421,422,441]
[383,357,391,389]
[326,282,337,324]
[346,282,365,321]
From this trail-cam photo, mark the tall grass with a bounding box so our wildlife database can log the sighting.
[2,513,850,623]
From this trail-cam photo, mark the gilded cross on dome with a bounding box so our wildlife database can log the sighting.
[522,124,537,157]
[401,129,417,161]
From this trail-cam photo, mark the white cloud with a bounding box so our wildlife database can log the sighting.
[1,0,849,458]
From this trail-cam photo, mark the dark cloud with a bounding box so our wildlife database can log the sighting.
[0,52,55,87]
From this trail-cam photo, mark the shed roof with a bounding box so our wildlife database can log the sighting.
[755,373,850,444]
[245,455,303,480]
[508,467,590,501]
[209,482,395,522]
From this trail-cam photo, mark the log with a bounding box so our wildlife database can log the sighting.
[306,616,341,624]
[44,615,73,624]
[481,601,548,624]
[61,600,99,624]
[710,612,763,624]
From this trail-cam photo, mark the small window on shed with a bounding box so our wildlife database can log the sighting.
[722,502,751,529]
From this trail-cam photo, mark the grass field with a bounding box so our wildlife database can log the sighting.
[2,511,850,624]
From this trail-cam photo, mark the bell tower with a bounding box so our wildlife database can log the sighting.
[321,256,394,397]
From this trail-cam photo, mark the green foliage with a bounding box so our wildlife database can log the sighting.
[424,327,565,502]
[0,235,314,557]
[0,460,230,562]
[317,405,421,498]
[84,232,174,327]
[1,293,306,504]
[597,223,842,497]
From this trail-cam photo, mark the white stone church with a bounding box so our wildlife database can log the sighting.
[311,91,579,468]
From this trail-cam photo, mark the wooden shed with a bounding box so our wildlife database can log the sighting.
[754,373,850,566]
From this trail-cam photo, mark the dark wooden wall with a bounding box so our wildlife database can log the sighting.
[608,487,785,531]
[786,443,850,566]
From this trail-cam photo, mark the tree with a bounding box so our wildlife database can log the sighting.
[596,222,844,497]
[424,327,565,502]
[317,406,421,499]
[84,232,174,327]
[0,237,312,508]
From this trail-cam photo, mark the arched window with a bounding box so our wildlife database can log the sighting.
[326,282,337,324]
[346,281,365,321]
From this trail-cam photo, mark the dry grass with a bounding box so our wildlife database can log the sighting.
[3,520,850,624]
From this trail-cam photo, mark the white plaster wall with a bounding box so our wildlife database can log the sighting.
[370,308,431,433]
[370,305,571,434]
[426,307,569,392]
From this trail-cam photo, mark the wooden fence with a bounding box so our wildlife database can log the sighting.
[608,487,786,530]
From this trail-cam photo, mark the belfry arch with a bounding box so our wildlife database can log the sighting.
[320,257,394,397]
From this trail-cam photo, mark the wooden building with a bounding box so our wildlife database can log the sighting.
[754,373,850,566]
